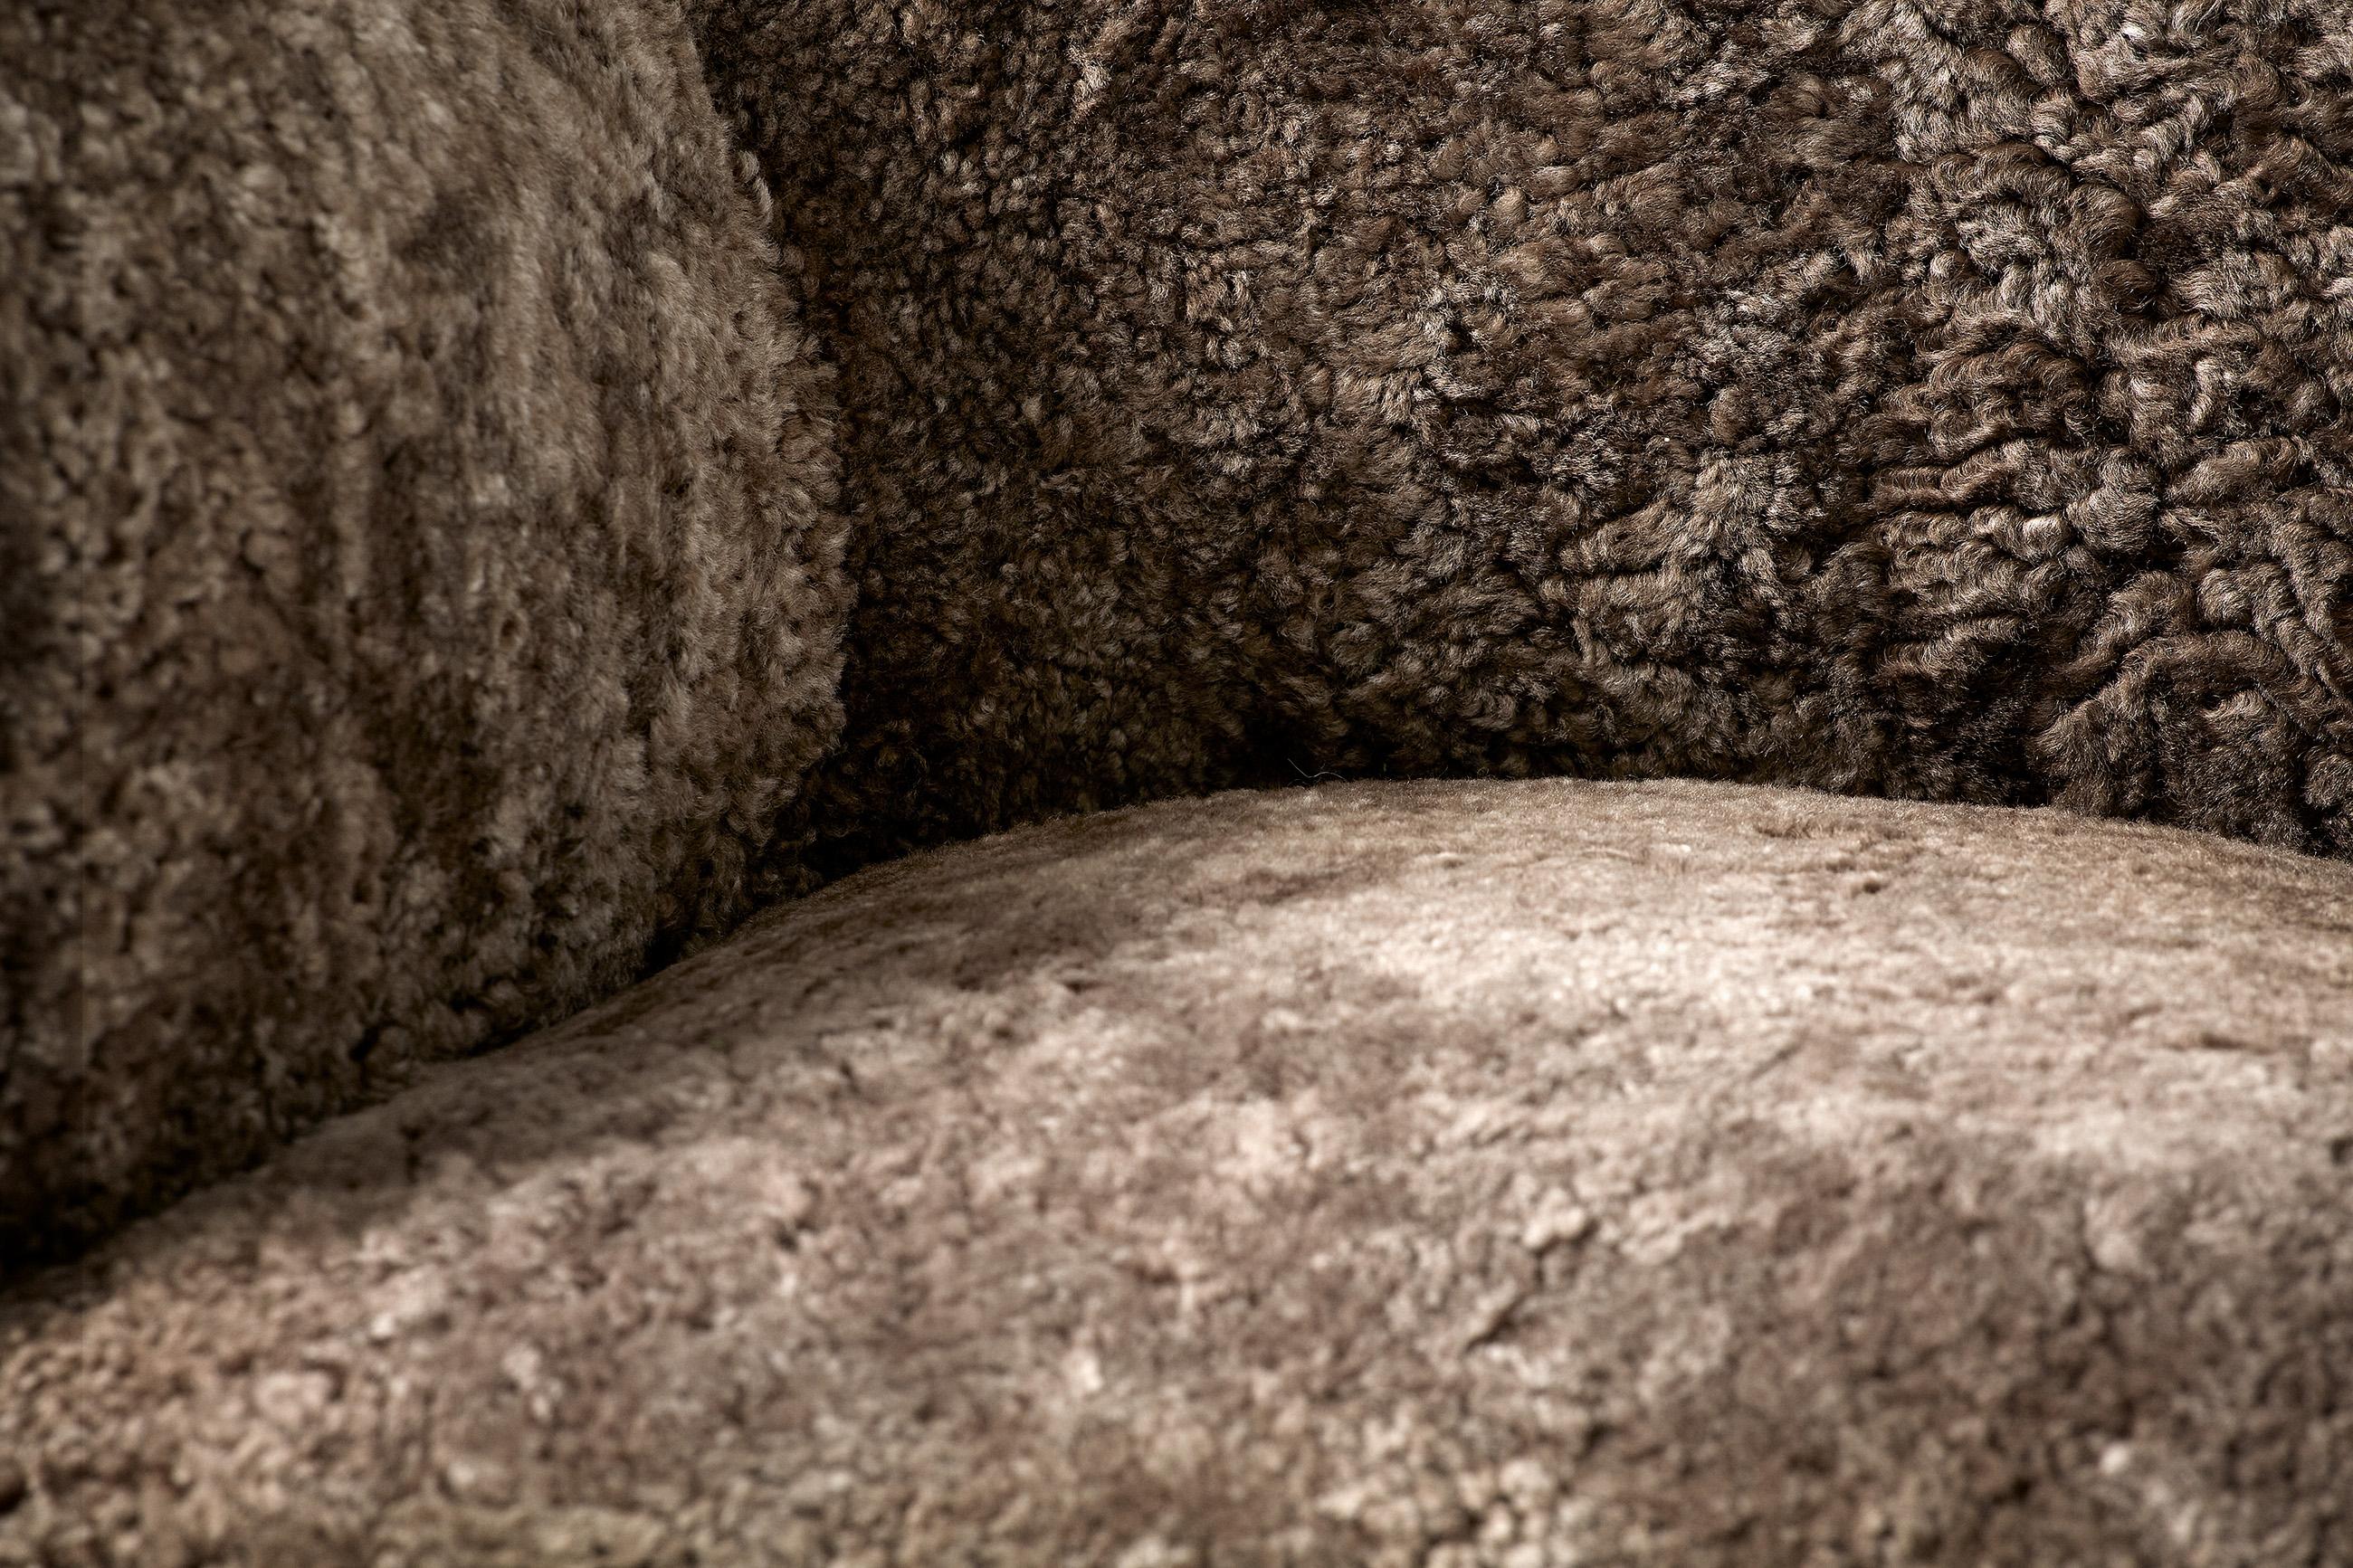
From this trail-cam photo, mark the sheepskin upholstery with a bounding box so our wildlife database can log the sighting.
[7,0,2353,1558]
[5,781,2348,1565]
[690,0,2353,875]
[0,0,847,1263]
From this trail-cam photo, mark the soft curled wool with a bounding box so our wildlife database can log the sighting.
[689,0,2353,873]
[0,0,847,1263]
[5,781,2348,1565]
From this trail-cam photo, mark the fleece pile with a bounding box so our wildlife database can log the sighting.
[687,0,2353,872]
[3,781,2348,1565]
[0,0,848,1264]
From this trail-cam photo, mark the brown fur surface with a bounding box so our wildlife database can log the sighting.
[5,781,2348,1564]
[689,0,2353,877]
[0,0,848,1265]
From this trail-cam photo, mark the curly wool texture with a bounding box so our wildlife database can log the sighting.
[691,0,2353,873]
[0,0,847,1264]
[3,781,2348,1564]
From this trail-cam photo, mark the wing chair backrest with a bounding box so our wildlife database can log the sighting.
[691,0,2353,877]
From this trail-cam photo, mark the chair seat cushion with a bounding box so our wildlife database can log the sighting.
[5,780,2349,1564]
